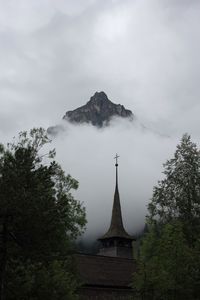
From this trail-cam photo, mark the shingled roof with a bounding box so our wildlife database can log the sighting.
[99,160,134,241]
[75,253,136,288]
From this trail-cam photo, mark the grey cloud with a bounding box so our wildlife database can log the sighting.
[0,0,200,240]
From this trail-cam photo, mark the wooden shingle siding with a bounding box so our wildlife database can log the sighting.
[75,253,136,299]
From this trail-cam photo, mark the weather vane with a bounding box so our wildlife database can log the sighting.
[114,153,120,166]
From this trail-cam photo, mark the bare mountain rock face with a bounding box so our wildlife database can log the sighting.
[63,91,133,127]
[47,92,134,135]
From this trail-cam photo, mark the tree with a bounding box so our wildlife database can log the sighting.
[0,128,86,300]
[134,221,195,300]
[148,133,200,243]
[134,134,200,299]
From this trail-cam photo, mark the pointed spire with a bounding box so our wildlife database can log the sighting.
[99,154,133,240]
[114,153,119,188]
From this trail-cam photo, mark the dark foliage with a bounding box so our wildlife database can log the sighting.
[0,128,87,300]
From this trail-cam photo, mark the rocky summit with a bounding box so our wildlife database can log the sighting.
[63,91,133,127]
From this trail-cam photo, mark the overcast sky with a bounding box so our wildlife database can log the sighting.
[1,0,200,240]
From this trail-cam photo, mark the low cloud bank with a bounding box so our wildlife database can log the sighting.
[51,118,179,241]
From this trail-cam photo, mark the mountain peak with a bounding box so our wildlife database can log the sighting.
[86,91,112,108]
[88,91,109,102]
[63,91,133,127]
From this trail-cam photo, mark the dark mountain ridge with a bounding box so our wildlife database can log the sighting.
[47,92,134,135]
[63,91,133,127]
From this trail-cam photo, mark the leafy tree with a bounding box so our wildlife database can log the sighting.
[148,133,200,244]
[134,221,195,299]
[134,134,200,299]
[0,128,86,300]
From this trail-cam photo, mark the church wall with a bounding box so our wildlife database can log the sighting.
[116,246,133,259]
[78,286,135,300]
[98,246,117,257]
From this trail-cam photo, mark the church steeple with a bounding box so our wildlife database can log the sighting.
[98,155,135,259]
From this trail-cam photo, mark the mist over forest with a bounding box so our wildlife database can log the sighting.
[49,118,196,242]
[0,0,200,242]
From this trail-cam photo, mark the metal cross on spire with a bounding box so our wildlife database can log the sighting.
[114,153,120,166]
